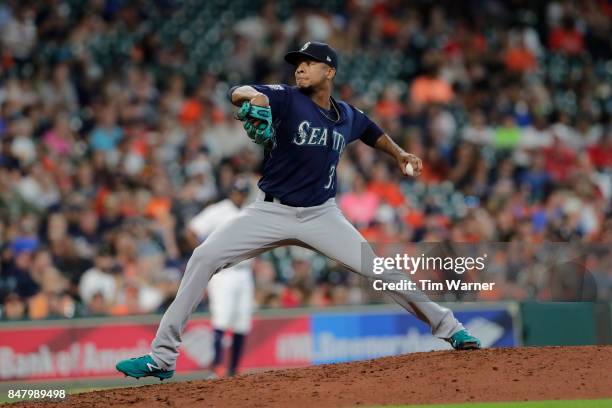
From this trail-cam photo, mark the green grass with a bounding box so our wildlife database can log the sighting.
[3,393,611,407]
[393,400,612,408]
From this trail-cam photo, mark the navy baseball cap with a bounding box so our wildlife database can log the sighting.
[285,41,338,69]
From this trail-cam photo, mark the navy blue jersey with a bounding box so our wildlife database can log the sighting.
[234,84,384,207]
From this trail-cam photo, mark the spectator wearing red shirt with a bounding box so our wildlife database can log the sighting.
[587,133,612,171]
[543,135,578,183]
[548,17,585,55]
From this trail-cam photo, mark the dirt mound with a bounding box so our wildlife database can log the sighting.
[9,346,612,408]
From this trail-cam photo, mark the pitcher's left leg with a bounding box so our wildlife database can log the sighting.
[296,203,479,348]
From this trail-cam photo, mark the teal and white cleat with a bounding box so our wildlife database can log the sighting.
[116,354,174,380]
[447,329,481,350]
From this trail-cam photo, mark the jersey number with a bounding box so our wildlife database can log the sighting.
[324,165,336,190]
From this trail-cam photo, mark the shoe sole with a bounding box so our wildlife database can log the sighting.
[116,366,174,380]
[455,342,481,350]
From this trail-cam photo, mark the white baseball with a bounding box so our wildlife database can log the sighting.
[405,163,414,176]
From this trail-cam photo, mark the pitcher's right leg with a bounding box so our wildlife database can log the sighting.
[117,200,295,379]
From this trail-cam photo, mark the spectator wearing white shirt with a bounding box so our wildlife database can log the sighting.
[79,246,118,314]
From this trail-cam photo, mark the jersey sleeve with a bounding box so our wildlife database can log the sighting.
[229,84,290,121]
[352,107,384,147]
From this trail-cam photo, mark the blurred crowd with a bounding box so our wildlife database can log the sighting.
[0,0,611,320]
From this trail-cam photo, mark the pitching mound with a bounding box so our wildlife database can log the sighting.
[9,345,612,407]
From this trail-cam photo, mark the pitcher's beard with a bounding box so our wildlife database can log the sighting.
[298,85,315,96]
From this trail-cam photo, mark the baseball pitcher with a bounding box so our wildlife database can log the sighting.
[117,41,481,380]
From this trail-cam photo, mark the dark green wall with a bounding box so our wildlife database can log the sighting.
[521,302,611,346]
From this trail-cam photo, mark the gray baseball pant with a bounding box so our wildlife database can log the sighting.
[151,195,463,370]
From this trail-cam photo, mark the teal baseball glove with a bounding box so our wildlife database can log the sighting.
[235,101,276,149]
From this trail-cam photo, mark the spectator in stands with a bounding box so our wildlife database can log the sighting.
[410,56,454,106]
[79,246,118,314]
[340,174,380,229]
[2,292,26,320]
[548,16,585,55]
